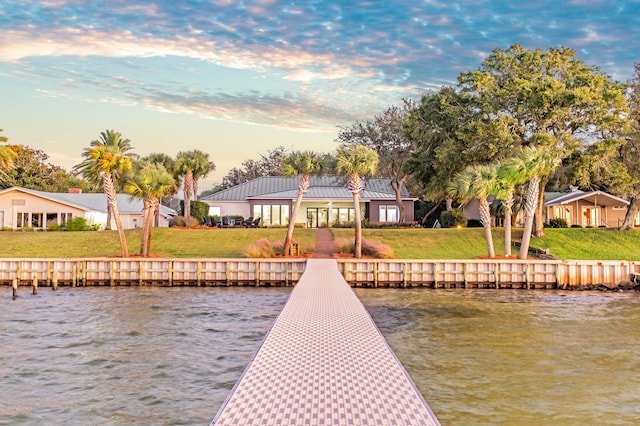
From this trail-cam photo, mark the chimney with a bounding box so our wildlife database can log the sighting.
[68,188,83,194]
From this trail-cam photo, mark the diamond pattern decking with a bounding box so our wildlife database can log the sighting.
[211,259,440,426]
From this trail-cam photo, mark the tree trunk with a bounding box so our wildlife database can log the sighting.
[140,199,153,256]
[103,174,128,257]
[518,176,540,259]
[106,203,112,230]
[183,170,193,219]
[353,192,363,258]
[283,176,308,256]
[504,193,513,256]
[620,196,640,230]
[533,181,546,237]
[390,177,407,223]
[479,198,495,258]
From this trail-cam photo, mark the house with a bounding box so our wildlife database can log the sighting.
[462,188,639,228]
[0,186,177,230]
[545,188,635,227]
[200,175,417,227]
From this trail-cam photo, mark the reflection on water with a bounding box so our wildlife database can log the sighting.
[2,287,640,425]
[0,287,290,425]
[355,289,640,426]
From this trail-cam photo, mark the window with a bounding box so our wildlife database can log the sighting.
[208,206,221,216]
[379,205,398,222]
[378,206,398,222]
[337,208,355,224]
[61,213,73,224]
[16,212,28,228]
[31,213,43,228]
[252,204,290,226]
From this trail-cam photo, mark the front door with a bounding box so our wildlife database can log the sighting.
[306,208,329,228]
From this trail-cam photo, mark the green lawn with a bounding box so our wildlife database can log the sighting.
[1,226,639,260]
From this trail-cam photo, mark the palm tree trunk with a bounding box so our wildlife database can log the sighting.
[518,176,540,259]
[353,192,363,258]
[504,193,513,256]
[103,174,128,257]
[283,175,309,256]
[183,170,193,219]
[106,203,112,230]
[533,181,546,237]
[479,198,495,258]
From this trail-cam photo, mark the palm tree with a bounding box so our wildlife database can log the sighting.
[73,130,136,257]
[174,150,215,219]
[124,163,176,257]
[143,153,179,225]
[0,129,16,182]
[503,146,562,259]
[335,145,379,258]
[74,130,136,230]
[281,151,326,256]
[449,163,501,258]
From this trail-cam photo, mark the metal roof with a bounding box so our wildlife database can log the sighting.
[0,187,177,217]
[545,189,629,207]
[201,175,415,202]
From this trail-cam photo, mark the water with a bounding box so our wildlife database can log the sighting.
[355,288,640,426]
[0,287,290,425]
[2,287,640,425]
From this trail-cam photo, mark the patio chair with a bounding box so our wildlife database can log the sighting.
[249,217,261,228]
[242,217,254,227]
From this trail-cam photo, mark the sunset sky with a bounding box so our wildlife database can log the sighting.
[1,0,639,189]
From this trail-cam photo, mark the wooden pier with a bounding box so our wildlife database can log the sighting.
[212,259,440,426]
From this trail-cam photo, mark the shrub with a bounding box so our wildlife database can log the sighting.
[243,238,276,258]
[334,237,394,259]
[47,224,63,231]
[439,209,467,228]
[548,218,568,228]
[62,217,93,231]
[170,216,201,227]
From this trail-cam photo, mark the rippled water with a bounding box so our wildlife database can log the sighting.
[2,287,640,425]
[0,287,290,425]
[355,288,640,426]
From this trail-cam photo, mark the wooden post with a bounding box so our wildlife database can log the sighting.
[402,262,407,288]
[53,270,58,290]
[285,262,289,287]
[110,261,115,287]
[47,261,53,287]
[32,275,38,295]
[12,277,18,298]
[196,261,202,287]
[463,263,468,289]
[225,261,231,286]
[139,261,144,286]
[494,263,499,289]
[168,261,173,287]
[373,262,378,288]
[524,263,530,290]
[72,263,77,287]
[255,261,260,286]
[433,262,438,288]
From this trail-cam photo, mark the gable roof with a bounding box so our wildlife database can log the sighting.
[0,187,177,217]
[545,190,629,207]
[201,175,416,202]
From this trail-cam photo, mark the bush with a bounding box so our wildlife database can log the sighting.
[47,224,63,231]
[439,209,467,228]
[334,237,394,259]
[548,218,568,228]
[62,217,93,231]
[170,216,201,227]
[243,238,276,258]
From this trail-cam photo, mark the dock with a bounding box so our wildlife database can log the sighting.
[211,258,440,425]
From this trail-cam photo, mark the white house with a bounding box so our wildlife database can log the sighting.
[201,175,417,227]
[0,186,177,230]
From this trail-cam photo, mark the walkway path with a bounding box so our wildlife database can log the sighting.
[312,228,335,258]
[211,258,440,425]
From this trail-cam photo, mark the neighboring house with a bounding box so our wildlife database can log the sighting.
[0,186,177,230]
[545,189,635,227]
[463,188,639,228]
[200,175,417,227]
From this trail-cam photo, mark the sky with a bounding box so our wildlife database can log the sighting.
[1,0,639,190]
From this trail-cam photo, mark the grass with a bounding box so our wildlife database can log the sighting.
[1,226,639,260]
[0,228,316,258]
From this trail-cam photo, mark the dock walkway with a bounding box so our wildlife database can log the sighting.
[212,258,439,425]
